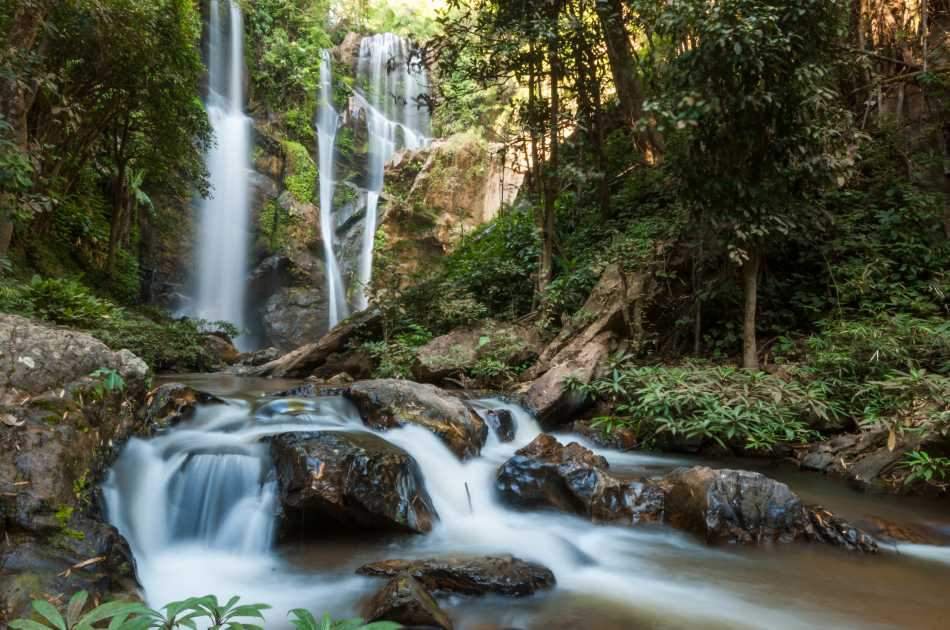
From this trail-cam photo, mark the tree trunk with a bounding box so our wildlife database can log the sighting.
[594,0,662,156]
[539,36,561,293]
[741,252,761,370]
[0,2,52,257]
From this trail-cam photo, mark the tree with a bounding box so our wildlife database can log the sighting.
[647,0,855,368]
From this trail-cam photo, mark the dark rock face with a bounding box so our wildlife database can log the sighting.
[346,380,488,460]
[363,574,454,630]
[496,435,663,525]
[358,556,556,597]
[252,307,382,378]
[496,436,877,551]
[143,383,225,432]
[261,287,329,353]
[483,409,516,442]
[271,431,437,536]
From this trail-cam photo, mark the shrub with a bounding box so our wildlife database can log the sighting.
[362,324,433,379]
[26,276,118,326]
[571,361,830,452]
[9,590,400,630]
[283,140,317,204]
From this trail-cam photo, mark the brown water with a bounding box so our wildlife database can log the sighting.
[134,376,950,629]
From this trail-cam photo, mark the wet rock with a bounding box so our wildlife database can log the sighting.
[484,409,516,442]
[143,383,225,431]
[252,307,382,378]
[203,333,240,365]
[496,435,664,525]
[806,507,879,552]
[262,287,329,353]
[658,467,811,544]
[0,314,149,396]
[357,555,556,597]
[569,419,637,451]
[523,331,614,429]
[271,431,437,536]
[363,574,454,630]
[412,322,541,385]
[346,380,488,460]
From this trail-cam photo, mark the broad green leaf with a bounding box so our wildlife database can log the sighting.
[31,600,66,630]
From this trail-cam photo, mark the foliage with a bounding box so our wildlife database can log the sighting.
[11,591,399,630]
[571,361,828,451]
[283,141,318,204]
[288,608,400,630]
[90,368,127,397]
[363,324,433,379]
[25,277,118,326]
[902,450,950,486]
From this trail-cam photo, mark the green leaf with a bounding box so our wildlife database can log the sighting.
[10,621,55,630]
[66,592,89,627]
[31,600,66,630]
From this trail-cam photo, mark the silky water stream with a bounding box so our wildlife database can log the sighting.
[102,377,950,629]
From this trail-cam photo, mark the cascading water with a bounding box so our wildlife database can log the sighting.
[352,33,432,310]
[100,381,950,629]
[316,51,349,328]
[188,0,251,343]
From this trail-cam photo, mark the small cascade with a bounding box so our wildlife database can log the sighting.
[316,51,349,328]
[352,33,432,310]
[189,0,252,344]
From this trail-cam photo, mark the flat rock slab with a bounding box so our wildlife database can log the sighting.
[358,555,556,597]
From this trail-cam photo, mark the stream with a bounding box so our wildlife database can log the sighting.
[102,376,950,629]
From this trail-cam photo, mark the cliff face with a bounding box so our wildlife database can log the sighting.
[375,132,526,280]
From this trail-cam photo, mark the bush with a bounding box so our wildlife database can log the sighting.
[10,590,399,630]
[362,324,433,379]
[25,276,118,326]
[572,361,830,452]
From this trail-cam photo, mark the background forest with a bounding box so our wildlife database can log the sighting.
[1,0,948,485]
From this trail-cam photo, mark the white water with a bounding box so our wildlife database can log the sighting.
[352,33,432,309]
[316,51,349,327]
[189,0,251,344]
[101,392,893,629]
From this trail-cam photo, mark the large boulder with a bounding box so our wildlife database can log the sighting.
[357,556,556,597]
[496,435,664,525]
[522,263,661,429]
[0,316,150,624]
[523,331,614,429]
[345,380,488,459]
[0,314,148,396]
[495,436,877,551]
[271,431,437,536]
[658,467,812,545]
[659,467,877,551]
[363,574,453,630]
[252,307,382,378]
[412,321,541,385]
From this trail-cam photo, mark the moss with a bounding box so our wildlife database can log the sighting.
[54,505,74,528]
[282,140,317,204]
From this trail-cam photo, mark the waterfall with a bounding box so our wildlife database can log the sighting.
[189,0,251,344]
[317,51,349,328]
[352,33,432,310]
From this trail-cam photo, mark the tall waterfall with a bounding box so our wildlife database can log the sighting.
[352,33,432,310]
[189,0,251,342]
[317,51,349,328]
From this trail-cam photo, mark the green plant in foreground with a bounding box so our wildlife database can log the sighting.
[902,450,950,486]
[11,592,402,630]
